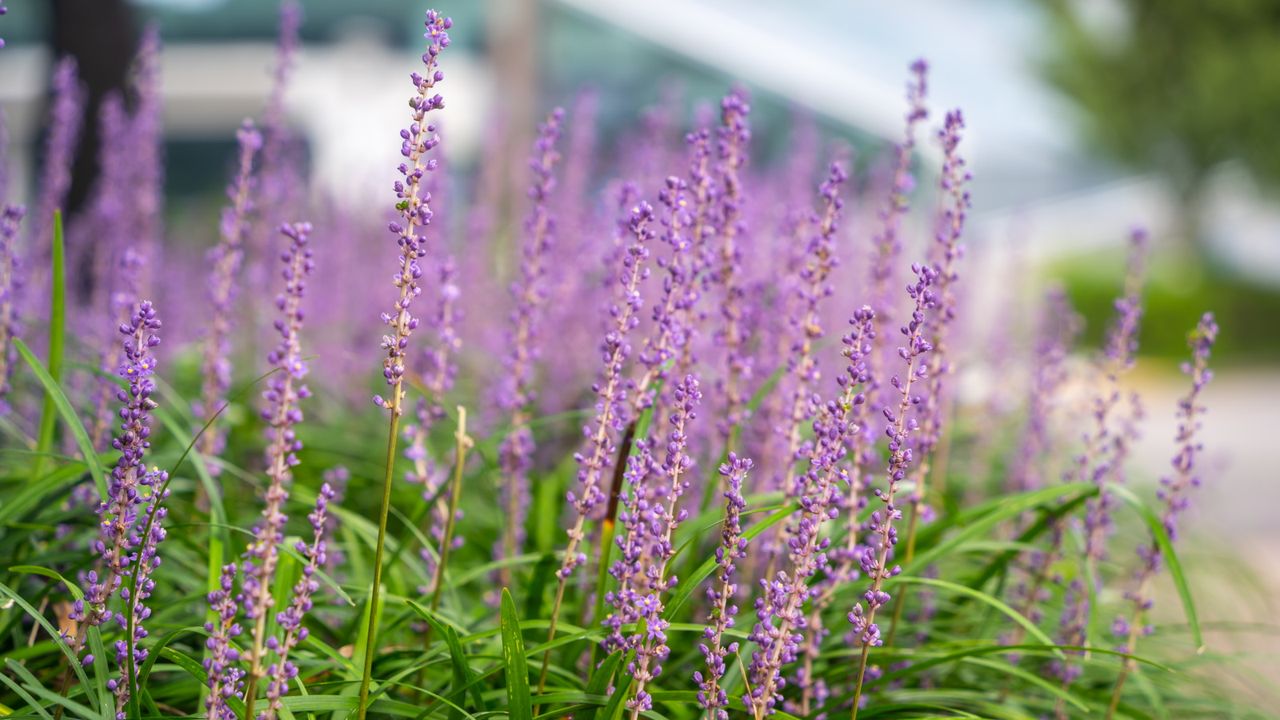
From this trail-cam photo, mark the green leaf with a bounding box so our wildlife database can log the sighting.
[579,652,622,720]
[406,600,486,715]
[883,575,1065,660]
[0,581,97,713]
[1109,482,1203,652]
[15,339,107,501]
[4,657,95,718]
[6,565,83,599]
[32,210,65,483]
[500,588,533,720]
[0,670,54,720]
[0,462,92,527]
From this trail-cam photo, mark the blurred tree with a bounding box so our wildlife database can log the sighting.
[1039,0,1280,259]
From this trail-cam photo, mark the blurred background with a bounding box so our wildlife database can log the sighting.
[1,0,1278,669]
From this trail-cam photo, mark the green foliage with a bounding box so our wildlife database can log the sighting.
[0,343,1273,719]
[1039,0,1280,199]
[1051,250,1280,362]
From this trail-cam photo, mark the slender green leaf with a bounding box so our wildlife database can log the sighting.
[407,600,486,714]
[579,652,622,720]
[15,339,107,500]
[883,575,1065,660]
[32,210,65,483]
[500,588,533,720]
[1110,482,1203,652]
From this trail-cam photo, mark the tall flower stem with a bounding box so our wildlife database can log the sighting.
[357,392,402,718]
[358,12,451,718]
[849,266,938,720]
[429,406,473,615]
[884,110,969,648]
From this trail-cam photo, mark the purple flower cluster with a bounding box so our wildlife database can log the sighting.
[910,111,969,472]
[778,161,848,501]
[375,10,451,414]
[497,108,565,565]
[205,564,244,720]
[77,302,164,629]
[627,374,702,717]
[242,222,315,704]
[85,95,147,452]
[1112,313,1217,652]
[713,89,753,444]
[1054,229,1150,681]
[747,307,876,719]
[849,265,937,694]
[866,60,929,429]
[1010,288,1081,492]
[69,301,166,718]
[0,204,22,412]
[558,202,655,582]
[198,121,263,462]
[33,58,82,265]
[636,173,697,409]
[263,483,337,719]
[602,438,658,653]
[695,453,752,719]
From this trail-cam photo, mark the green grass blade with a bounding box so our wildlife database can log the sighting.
[0,669,55,720]
[578,652,622,720]
[407,600,487,714]
[32,210,65,482]
[885,575,1065,660]
[1109,482,1203,652]
[15,338,107,501]
[500,588,533,720]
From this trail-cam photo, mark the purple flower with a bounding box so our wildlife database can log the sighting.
[557,201,655,582]
[848,265,938,699]
[866,60,929,438]
[242,222,315,701]
[374,9,451,415]
[602,438,657,652]
[0,204,23,412]
[76,301,164,628]
[696,453,752,719]
[127,29,165,297]
[747,307,876,718]
[264,482,337,719]
[1011,288,1082,491]
[901,109,969,552]
[626,374,702,718]
[87,95,147,452]
[712,89,753,445]
[1054,228,1150,681]
[497,108,565,566]
[245,0,303,320]
[204,564,244,720]
[33,58,82,266]
[777,161,848,503]
[198,120,263,464]
[68,300,166,717]
[1113,313,1217,654]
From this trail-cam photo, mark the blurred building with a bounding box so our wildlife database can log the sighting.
[1,0,1278,279]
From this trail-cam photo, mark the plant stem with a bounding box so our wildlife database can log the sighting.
[357,389,404,720]
[426,407,473,635]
